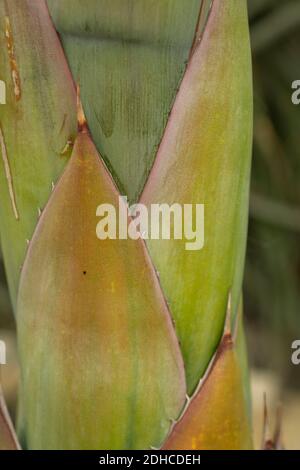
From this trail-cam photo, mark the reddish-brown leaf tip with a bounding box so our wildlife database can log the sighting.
[76,84,88,133]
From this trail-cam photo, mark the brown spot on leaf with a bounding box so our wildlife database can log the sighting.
[4,16,21,101]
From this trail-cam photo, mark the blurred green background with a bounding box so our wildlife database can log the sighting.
[247,0,300,448]
[0,0,300,449]
[246,0,300,386]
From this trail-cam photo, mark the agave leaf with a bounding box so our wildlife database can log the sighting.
[0,385,20,450]
[162,305,253,450]
[261,396,284,450]
[140,0,253,392]
[0,0,77,310]
[46,0,206,202]
[17,113,186,450]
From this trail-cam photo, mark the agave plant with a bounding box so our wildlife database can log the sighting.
[0,0,253,450]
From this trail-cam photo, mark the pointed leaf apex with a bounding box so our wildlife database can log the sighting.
[262,395,284,450]
[189,0,214,59]
[224,291,233,338]
[76,85,88,133]
[17,120,186,449]
[161,311,252,450]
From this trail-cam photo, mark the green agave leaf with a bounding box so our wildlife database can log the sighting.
[0,0,77,310]
[0,386,20,450]
[46,0,205,202]
[17,120,186,450]
[140,0,253,393]
[162,307,253,450]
